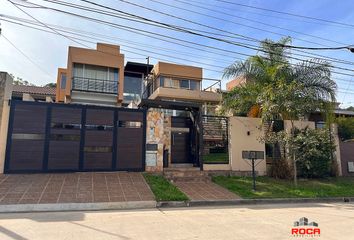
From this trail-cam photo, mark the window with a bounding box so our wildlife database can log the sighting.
[72,63,118,94]
[159,76,164,87]
[124,72,143,103]
[158,76,200,90]
[180,80,189,89]
[190,80,199,90]
[60,74,67,89]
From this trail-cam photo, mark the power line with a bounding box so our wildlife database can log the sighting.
[172,0,348,46]
[31,0,354,74]
[181,0,354,29]
[0,32,54,78]
[3,15,354,94]
[9,1,354,78]
[4,0,351,85]
[213,0,354,29]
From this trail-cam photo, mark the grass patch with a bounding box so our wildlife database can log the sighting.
[203,152,229,163]
[212,176,354,199]
[143,174,189,201]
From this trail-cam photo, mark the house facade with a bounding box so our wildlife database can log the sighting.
[0,42,346,176]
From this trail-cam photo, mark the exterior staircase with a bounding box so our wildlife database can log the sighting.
[163,167,211,182]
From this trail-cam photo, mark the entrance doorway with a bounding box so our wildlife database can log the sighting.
[171,117,192,164]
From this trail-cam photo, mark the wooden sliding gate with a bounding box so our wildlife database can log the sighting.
[5,101,146,173]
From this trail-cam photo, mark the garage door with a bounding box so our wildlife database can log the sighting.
[4,101,146,173]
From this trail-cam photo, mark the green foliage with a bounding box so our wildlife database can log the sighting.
[44,83,57,88]
[222,37,336,120]
[222,37,337,183]
[213,176,354,199]
[294,128,336,178]
[336,117,354,141]
[9,73,35,86]
[143,174,188,201]
[264,128,335,178]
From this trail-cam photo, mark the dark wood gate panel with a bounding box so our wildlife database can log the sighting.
[5,101,146,173]
[48,106,81,171]
[171,117,192,164]
[84,109,114,170]
[7,104,47,171]
[116,111,145,170]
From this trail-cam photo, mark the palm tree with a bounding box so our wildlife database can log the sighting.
[222,37,337,185]
[222,37,336,120]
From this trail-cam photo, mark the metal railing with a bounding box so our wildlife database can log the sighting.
[72,77,118,94]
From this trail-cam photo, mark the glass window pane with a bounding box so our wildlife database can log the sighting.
[124,72,143,103]
[190,80,199,90]
[164,78,173,87]
[180,80,189,89]
[73,63,84,78]
[60,74,67,89]
[172,79,179,88]
[160,76,164,87]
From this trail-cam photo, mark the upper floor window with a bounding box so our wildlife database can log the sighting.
[60,74,67,89]
[72,63,118,94]
[123,72,143,103]
[158,76,200,90]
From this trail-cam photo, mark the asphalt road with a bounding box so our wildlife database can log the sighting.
[0,203,353,240]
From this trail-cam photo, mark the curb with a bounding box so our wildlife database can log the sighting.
[157,197,354,208]
[0,201,157,213]
[0,197,353,213]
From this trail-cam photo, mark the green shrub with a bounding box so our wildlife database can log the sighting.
[336,117,354,141]
[295,128,336,178]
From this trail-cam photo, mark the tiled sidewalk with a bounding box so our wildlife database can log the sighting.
[0,172,155,205]
[174,181,240,201]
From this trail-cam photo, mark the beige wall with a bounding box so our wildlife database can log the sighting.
[152,62,202,80]
[63,43,124,104]
[0,72,13,173]
[229,117,267,175]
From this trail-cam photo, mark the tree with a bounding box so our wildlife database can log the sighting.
[44,83,57,88]
[222,37,337,185]
[9,74,35,86]
[346,106,354,111]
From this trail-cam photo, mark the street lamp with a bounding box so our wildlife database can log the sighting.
[349,47,354,53]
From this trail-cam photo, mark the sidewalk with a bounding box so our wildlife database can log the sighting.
[0,172,155,205]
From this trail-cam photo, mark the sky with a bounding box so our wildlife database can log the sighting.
[0,0,353,108]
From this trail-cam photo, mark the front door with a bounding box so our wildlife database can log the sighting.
[171,131,191,164]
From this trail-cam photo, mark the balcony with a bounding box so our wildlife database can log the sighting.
[143,76,222,103]
[72,77,118,94]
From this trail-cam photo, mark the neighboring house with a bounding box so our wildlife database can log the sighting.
[12,85,56,102]
[226,76,247,91]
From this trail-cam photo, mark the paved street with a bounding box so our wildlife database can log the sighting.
[0,203,353,240]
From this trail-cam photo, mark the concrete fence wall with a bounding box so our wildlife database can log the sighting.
[0,72,13,173]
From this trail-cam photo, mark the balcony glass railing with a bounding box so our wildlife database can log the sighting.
[72,77,118,94]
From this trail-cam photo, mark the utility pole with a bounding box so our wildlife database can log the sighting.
[146,56,150,77]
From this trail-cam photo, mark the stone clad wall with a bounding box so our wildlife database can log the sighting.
[145,110,171,172]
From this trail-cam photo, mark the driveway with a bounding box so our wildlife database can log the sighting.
[0,203,353,240]
[0,173,154,204]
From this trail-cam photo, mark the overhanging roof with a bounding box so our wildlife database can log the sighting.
[138,99,201,111]
[124,61,153,75]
